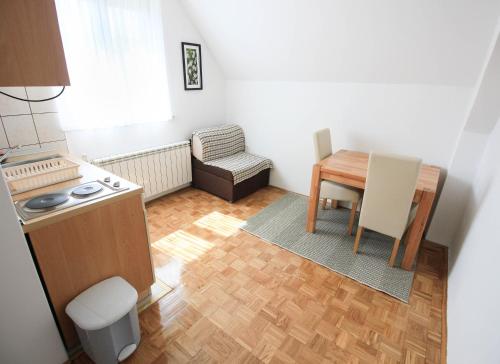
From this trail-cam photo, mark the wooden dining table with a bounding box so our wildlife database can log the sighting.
[306,149,440,271]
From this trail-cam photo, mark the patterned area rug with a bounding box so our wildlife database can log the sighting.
[241,193,414,302]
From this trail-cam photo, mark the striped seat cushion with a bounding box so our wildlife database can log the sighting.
[205,152,273,185]
[192,124,245,162]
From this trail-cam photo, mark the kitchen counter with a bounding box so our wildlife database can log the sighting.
[14,154,155,350]
[10,155,144,233]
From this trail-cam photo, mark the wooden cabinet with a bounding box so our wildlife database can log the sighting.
[28,194,154,349]
[0,0,70,86]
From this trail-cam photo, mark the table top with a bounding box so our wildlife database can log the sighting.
[319,149,440,193]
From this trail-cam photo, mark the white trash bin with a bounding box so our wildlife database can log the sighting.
[66,276,141,364]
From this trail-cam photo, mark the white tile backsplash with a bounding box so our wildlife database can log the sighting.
[0,124,9,149]
[14,144,42,154]
[40,140,69,154]
[2,115,39,146]
[0,87,31,116]
[33,113,65,143]
[0,87,67,154]
[26,87,60,114]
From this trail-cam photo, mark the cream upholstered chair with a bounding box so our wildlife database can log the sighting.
[353,152,422,267]
[313,128,362,235]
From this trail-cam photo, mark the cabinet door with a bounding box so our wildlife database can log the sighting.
[0,0,70,86]
[29,194,154,349]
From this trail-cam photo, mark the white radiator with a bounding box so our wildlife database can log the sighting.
[91,141,192,201]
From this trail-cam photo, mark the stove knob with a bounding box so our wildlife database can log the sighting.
[113,181,120,188]
[104,176,111,182]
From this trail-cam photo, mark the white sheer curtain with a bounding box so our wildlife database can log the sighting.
[55,0,172,131]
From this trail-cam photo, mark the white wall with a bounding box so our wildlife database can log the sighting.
[65,0,226,160]
[0,174,68,364]
[426,130,489,244]
[428,23,500,245]
[226,81,470,194]
[447,118,500,364]
[441,22,500,362]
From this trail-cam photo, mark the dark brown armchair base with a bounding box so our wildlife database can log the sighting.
[192,157,270,202]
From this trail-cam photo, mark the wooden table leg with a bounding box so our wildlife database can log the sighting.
[401,190,436,270]
[306,164,322,233]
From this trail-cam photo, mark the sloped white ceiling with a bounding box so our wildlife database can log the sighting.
[181,0,500,86]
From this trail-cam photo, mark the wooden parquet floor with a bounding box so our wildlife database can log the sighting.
[73,186,447,364]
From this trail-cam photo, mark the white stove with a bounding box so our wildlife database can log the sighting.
[15,180,128,222]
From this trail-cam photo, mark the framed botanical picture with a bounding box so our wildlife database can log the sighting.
[181,42,203,90]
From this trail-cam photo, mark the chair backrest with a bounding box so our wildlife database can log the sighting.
[359,152,422,239]
[313,128,332,163]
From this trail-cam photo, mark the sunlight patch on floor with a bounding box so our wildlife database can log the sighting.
[154,257,183,288]
[137,278,173,313]
[193,211,245,237]
[152,230,215,263]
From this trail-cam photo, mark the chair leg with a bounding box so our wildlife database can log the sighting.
[332,199,338,209]
[347,202,357,235]
[389,238,401,267]
[353,226,364,254]
[402,221,413,246]
[321,198,327,209]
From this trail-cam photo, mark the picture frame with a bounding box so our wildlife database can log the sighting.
[181,42,203,90]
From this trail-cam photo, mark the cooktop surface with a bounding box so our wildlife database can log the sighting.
[15,180,128,222]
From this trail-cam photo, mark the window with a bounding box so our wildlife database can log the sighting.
[55,0,172,131]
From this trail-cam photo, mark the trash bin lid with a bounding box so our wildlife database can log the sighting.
[66,276,138,331]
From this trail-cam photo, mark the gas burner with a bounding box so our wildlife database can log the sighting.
[72,182,103,197]
[25,193,69,210]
